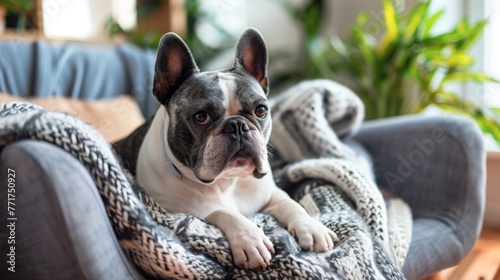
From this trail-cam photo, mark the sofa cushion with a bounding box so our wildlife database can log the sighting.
[0,93,144,142]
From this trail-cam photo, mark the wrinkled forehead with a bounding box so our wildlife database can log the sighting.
[169,70,267,109]
[215,71,267,108]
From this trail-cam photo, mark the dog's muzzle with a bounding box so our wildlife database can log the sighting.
[196,116,267,182]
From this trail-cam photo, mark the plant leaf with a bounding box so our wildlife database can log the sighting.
[383,0,399,38]
[330,37,350,58]
[424,10,445,36]
[473,110,500,143]
[421,32,467,46]
[404,1,430,40]
[458,20,487,51]
[353,26,380,78]
[357,11,371,26]
[434,91,461,103]
[377,0,400,55]
[432,52,474,67]
[443,72,500,83]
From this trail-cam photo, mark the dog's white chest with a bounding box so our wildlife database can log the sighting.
[221,176,274,216]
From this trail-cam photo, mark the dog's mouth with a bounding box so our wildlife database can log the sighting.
[195,143,267,184]
[231,150,254,165]
[229,150,267,179]
[192,115,270,184]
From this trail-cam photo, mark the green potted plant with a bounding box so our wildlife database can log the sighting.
[0,0,34,30]
[282,0,500,228]
[281,0,500,144]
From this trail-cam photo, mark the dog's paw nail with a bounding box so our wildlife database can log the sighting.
[309,246,314,252]
[244,261,249,269]
[290,229,296,237]
[269,247,275,254]
[323,247,329,253]
[331,232,340,242]
[266,259,271,266]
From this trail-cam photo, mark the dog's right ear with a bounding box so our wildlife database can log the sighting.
[153,33,199,105]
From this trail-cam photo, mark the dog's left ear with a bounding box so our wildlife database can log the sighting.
[234,28,269,94]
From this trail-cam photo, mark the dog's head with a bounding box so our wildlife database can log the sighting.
[152,28,271,184]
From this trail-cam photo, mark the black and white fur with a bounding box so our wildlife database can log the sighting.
[137,28,338,269]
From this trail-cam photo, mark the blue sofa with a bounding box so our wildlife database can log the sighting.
[0,40,486,279]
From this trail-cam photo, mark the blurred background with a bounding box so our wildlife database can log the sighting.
[0,0,498,128]
[1,1,500,275]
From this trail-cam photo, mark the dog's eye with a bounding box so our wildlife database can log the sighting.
[193,111,211,124]
[254,105,268,118]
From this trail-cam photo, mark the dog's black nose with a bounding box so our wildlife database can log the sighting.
[223,119,250,139]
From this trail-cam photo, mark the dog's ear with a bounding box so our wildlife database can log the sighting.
[153,33,199,105]
[234,28,269,94]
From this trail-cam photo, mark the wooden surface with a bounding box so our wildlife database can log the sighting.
[424,227,500,280]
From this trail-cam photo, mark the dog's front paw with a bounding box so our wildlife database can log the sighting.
[227,220,275,270]
[288,217,339,253]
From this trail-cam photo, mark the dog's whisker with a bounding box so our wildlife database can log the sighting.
[266,142,275,151]
[266,143,276,160]
[267,151,275,160]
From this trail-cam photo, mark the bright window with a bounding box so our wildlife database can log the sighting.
[483,0,500,106]
[42,0,94,39]
[42,0,136,40]
[464,0,500,107]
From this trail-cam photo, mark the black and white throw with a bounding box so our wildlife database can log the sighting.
[0,80,412,279]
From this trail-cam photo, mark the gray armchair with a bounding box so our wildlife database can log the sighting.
[0,40,485,279]
[353,114,485,279]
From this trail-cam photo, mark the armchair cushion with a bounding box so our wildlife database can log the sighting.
[0,140,144,280]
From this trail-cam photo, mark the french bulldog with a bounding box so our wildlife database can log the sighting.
[136,28,339,270]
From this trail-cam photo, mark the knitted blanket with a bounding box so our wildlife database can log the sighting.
[0,80,412,279]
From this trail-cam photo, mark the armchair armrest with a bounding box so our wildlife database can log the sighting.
[352,114,486,279]
[0,140,143,280]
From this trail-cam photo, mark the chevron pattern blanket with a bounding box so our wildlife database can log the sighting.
[0,80,411,279]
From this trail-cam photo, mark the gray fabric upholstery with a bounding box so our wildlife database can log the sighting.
[353,114,486,279]
[0,141,144,280]
[0,41,159,118]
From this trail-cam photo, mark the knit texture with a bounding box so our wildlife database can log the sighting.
[0,80,411,279]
